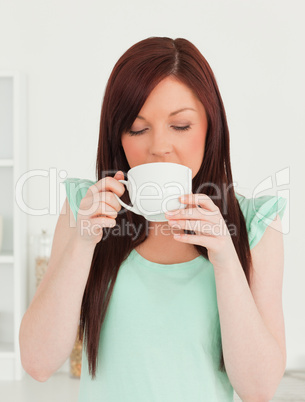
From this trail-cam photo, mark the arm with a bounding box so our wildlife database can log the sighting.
[19,198,96,382]
[214,214,286,401]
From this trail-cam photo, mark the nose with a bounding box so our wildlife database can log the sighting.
[149,131,173,157]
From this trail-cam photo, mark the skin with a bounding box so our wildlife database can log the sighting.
[120,76,208,263]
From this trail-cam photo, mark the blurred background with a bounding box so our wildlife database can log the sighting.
[0,0,304,400]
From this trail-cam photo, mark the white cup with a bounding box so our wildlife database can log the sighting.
[113,162,192,222]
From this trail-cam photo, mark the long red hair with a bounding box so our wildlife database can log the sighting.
[79,36,252,379]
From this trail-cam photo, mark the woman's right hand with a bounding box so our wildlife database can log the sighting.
[74,171,125,246]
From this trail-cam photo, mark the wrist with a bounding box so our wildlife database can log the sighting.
[213,256,243,277]
[68,234,97,256]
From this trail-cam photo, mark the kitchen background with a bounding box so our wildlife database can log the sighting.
[0,0,304,400]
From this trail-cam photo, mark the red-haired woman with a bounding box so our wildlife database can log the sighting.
[20,37,288,402]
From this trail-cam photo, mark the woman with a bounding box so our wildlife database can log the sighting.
[20,37,288,401]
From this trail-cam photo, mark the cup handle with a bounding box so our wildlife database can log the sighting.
[113,180,139,215]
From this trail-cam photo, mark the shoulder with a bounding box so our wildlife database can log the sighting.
[63,177,96,221]
[234,191,288,250]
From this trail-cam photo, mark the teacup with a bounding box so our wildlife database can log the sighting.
[113,162,192,222]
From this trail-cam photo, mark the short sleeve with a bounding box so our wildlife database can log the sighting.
[63,178,96,222]
[235,192,288,250]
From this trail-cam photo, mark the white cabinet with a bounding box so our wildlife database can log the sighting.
[0,71,27,380]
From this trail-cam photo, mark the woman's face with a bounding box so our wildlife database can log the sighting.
[121,76,208,179]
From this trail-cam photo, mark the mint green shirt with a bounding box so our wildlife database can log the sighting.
[63,178,288,402]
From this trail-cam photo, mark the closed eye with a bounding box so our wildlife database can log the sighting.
[128,125,191,136]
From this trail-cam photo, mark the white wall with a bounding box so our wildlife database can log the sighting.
[0,0,304,371]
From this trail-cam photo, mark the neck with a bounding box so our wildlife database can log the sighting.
[135,221,200,264]
[143,220,196,252]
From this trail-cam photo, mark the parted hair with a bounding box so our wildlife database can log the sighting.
[78,36,252,379]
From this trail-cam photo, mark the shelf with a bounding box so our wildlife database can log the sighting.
[0,76,13,159]
[0,70,27,380]
[0,167,14,252]
[0,252,14,263]
[0,159,13,167]
[0,341,14,355]
[0,342,15,380]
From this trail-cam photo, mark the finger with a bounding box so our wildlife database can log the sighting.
[95,191,122,213]
[91,204,118,219]
[166,207,217,221]
[90,216,116,227]
[173,232,216,248]
[79,193,119,218]
[168,219,214,235]
[89,172,126,197]
[180,194,219,213]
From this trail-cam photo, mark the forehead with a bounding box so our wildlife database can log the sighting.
[137,77,204,116]
[146,77,196,99]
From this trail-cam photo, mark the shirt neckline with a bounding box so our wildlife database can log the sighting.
[130,248,204,270]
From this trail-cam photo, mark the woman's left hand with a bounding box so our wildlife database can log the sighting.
[165,193,240,271]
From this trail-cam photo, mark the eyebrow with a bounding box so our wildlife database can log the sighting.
[136,107,196,120]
